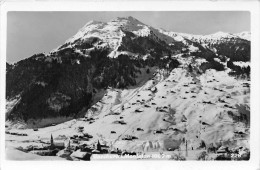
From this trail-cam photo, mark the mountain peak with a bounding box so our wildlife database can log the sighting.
[235,31,251,41]
[110,16,144,27]
[211,31,235,37]
[126,16,139,21]
[62,16,148,49]
[213,31,231,36]
[201,31,238,40]
[85,20,102,26]
[115,16,139,21]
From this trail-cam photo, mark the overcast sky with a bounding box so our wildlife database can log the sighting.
[7,11,250,63]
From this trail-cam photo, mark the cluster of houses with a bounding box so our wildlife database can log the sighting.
[7,127,248,161]
[25,132,131,160]
[5,131,27,136]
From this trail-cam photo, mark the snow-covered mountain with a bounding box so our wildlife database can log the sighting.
[166,31,250,42]
[234,31,251,41]
[6,16,250,160]
[53,16,188,58]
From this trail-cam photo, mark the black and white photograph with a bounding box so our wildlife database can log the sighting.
[1,1,260,170]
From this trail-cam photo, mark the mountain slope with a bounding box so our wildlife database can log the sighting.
[6,16,185,124]
[6,61,250,159]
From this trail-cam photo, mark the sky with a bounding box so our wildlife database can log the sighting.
[7,11,250,63]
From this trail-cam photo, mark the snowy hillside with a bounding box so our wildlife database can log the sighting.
[6,16,250,161]
[6,61,250,160]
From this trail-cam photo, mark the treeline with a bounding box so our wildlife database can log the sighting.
[91,48,180,89]
[198,55,225,73]
[208,39,250,62]
[227,60,250,77]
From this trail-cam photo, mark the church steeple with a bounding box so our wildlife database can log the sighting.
[50,134,54,149]
[97,140,101,151]
[66,140,71,150]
